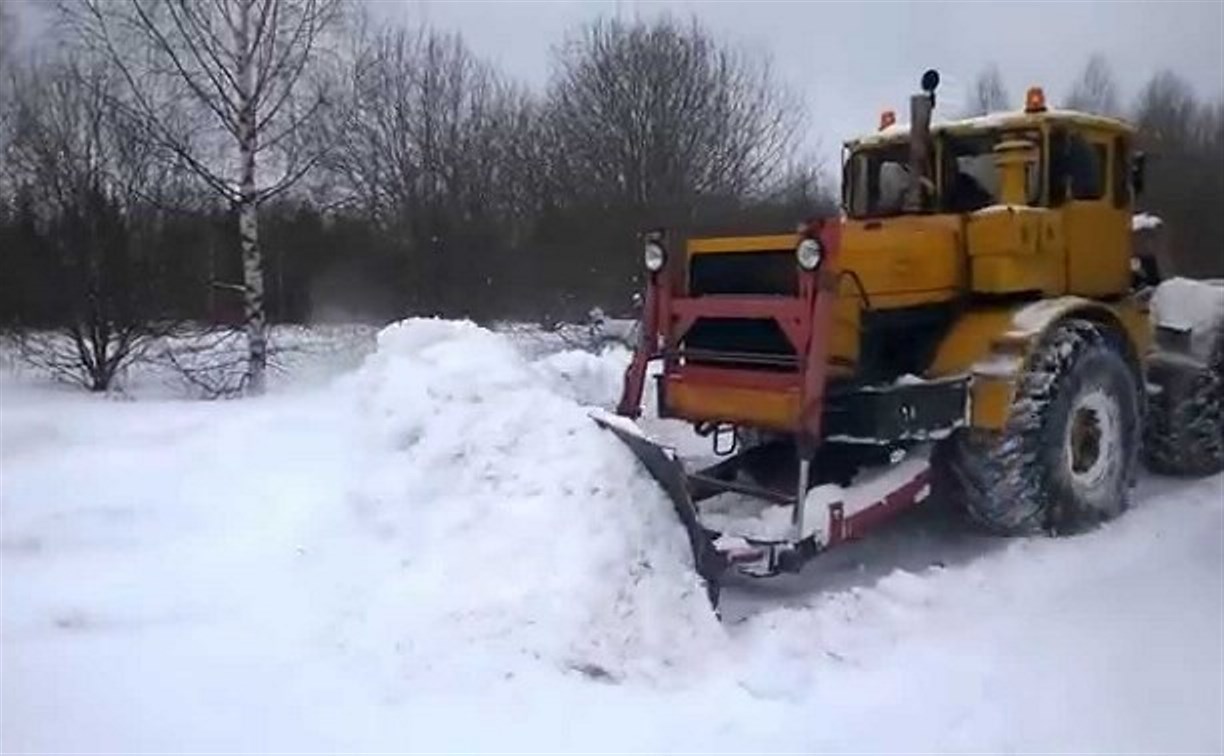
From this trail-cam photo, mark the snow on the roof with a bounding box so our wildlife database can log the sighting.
[849,108,1131,147]
[867,109,1028,139]
[1132,213,1164,231]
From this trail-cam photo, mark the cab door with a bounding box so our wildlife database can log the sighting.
[1054,127,1132,297]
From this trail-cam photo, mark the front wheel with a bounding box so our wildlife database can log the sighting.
[949,320,1141,535]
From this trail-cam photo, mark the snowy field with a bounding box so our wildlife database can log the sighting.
[2,318,1222,753]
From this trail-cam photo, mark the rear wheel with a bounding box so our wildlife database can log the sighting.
[1144,321,1224,476]
[950,320,1141,535]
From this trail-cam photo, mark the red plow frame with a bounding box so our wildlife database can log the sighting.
[616,219,842,447]
[595,218,935,606]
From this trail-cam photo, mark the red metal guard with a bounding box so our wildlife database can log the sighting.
[616,219,842,442]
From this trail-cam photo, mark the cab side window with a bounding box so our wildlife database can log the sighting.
[1069,137,1105,200]
[1049,129,1106,203]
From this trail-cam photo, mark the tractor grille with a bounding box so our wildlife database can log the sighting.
[682,317,797,371]
[688,251,797,297]
[683,251,798,371]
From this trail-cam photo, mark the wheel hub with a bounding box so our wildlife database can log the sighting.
[1070,408,1102,474]
[1065,389,1120,493]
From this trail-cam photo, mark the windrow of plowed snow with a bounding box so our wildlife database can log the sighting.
[3,313,1221,752]
[337,319,723,682]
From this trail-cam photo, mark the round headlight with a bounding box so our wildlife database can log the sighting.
[796,238,823,270]
[644,241,666,272]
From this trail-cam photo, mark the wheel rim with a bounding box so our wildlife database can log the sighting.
[1065,388,1121,496]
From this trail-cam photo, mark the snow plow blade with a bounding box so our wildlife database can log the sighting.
[591,412,728,605]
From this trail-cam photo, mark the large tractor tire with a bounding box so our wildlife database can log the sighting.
[1143,321,1224,476]
[950,320,1141,535]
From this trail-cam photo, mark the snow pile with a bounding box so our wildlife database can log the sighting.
[336,319,721,683]
[534,345,632,407]
[700,492,796,542]
[1151,277,1224,357]
[1132,212,1164,231]
[1152,277,1224,332]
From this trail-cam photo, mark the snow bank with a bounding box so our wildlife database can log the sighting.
[336,319,721,683]
[533,344,632,407]
[1151,277,1224,358]
[1152,277,1224,332]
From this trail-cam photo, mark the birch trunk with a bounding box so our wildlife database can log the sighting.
[236,0,267,394]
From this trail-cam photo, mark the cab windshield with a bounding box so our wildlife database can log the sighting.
[845,129,1043,218]
[845,142,916,218]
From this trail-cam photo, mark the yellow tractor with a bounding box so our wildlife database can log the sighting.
[596,70,1224,605]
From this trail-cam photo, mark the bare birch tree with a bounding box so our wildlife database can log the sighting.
[965,63,1010,116]
[1064,54,1120,116]
[1132,70,1224,276]
[66,0,345,393]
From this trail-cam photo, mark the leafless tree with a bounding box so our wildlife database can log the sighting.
[326,28,504,226]
[1132,70,1224,277]
[65,0,346,394]
[965,63,1010,116]
[548,17,802,210]
[3,57,181,391]
[319,25,532,312]
[1064,54,1120,116]
[1134,70,1201,145]
[0,4,17,160]
[0,4,15,68]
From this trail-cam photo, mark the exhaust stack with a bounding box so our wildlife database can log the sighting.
[904,70,940,212]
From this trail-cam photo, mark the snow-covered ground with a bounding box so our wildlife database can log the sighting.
[2,319,1221,753]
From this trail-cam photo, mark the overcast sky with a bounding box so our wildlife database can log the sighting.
[11,0,1224,167]
[379,0,1224,164]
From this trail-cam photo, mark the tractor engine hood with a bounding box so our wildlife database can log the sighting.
[838,214,965,310]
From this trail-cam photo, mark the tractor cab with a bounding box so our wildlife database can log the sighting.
[841,87,1139,303]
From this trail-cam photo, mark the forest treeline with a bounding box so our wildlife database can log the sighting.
[0,2,1220,391]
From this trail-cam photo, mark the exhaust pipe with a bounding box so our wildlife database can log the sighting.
[904,70,940,212]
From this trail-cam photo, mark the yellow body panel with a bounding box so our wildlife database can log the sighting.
[927,308,1018,377]
[928,297,1148,429]
[971,377,1014,430]
[840,215,964,308]
[830,276,864,371]
[966,206,1067,295]
[687,234,799,254]
[1063,130,1132,297]
[666,380,799,432]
